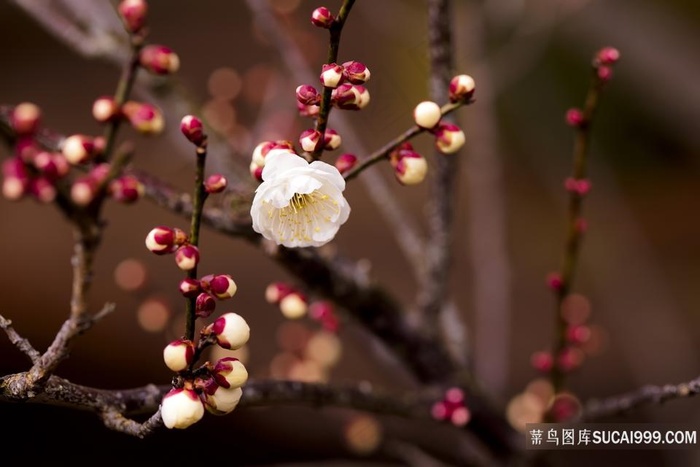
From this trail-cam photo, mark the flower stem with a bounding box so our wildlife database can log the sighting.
[343,101,465,181]
[310,0,356,160]
[185,146,209,340]
[551,68,607,393]
[101,37,143,161]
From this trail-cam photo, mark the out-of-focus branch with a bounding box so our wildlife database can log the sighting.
[582,376,700,421]
[415,0,457,338]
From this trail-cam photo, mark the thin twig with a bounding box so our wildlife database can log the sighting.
[0,315,41,364]
[343,101,465,181]
[550,62,611,392]
[582,375,700,421]
[311,0,356,160]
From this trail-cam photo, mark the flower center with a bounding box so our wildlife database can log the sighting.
[264,190,340,244]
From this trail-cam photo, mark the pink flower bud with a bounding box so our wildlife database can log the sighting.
[557,347,584,371]
[30,176,56,203]
[596,47,620,66]
[342,61,371,84]
[118,0,148,34]
[161,387,204,429]
[203,386,242,415]
[310,6,335,28]
[92,96,120,123]
[33,152,69,181]
[195,292,216,318]
[212,357,248,389]
[2,158,29,200]
[320,63,345,89]
[70,176,98,206]
[334,153,357,174]
[433,123,465,154]
[251,140,294,166]
[299,128,322,152]
[546,272,564,291]
[110,175,144,204]
[163,339,194,372]
[565,108,585,127]
[449,74,475,103]
[323,128,342,150]
[15,138,40,162]
[310,301,340,332]
[530,350,554,373]
[249,161,264,182]
[122,101,164,135]
[279,292,308,320]
[62,134,96,165]
[545,393,581,423]
[296,85,320,105]
[332,83,370,110]
[175,244,200,271]
[180,115,206,146]
[139,45,180,75]
[11,102,41,136]
[393,151,428,185]
[564,177,591,196]
[204,174,227,194]
[566,325,591,345]
[265,282,293,304]
[209,274,238,300]
[145,226,176,255]
[207,312,250,350]
[179,278,201,297]
[297,101,320,118]
[597,65,613,83]
[413,100,442,129]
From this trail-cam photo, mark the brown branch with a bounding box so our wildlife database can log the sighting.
[415,0,458,338]
[311,0,356,160]
[0,314,41,364]
[582,375,700,421]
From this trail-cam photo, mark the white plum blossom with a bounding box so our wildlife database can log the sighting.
[250,151,351,248]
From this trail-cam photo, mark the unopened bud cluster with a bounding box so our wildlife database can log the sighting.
[531,304,593,374]
[148,225,249,428]
[2,103,145,206]
[295,60,371,121]
[161,311,250,429]
[431,387,471,426]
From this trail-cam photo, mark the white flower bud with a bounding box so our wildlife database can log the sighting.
[161,388,204,429]
[449,74,475,103]
[434,123,466,154]
[213,357,249,388]
[209,312,250,350]
[320,63,344,89]
[395,154,428,185]
[279,292,308,320]
[204,386,243,415]
[413,101,442,129]
[163,339,194,372]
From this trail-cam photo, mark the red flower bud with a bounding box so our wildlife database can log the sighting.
[180,115,206,146]
[310,7,334,28]
[118,0,148,34]
[334,153,357,174]
[139,45,180,75]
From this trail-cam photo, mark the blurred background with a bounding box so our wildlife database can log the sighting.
[0,0,699,465]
